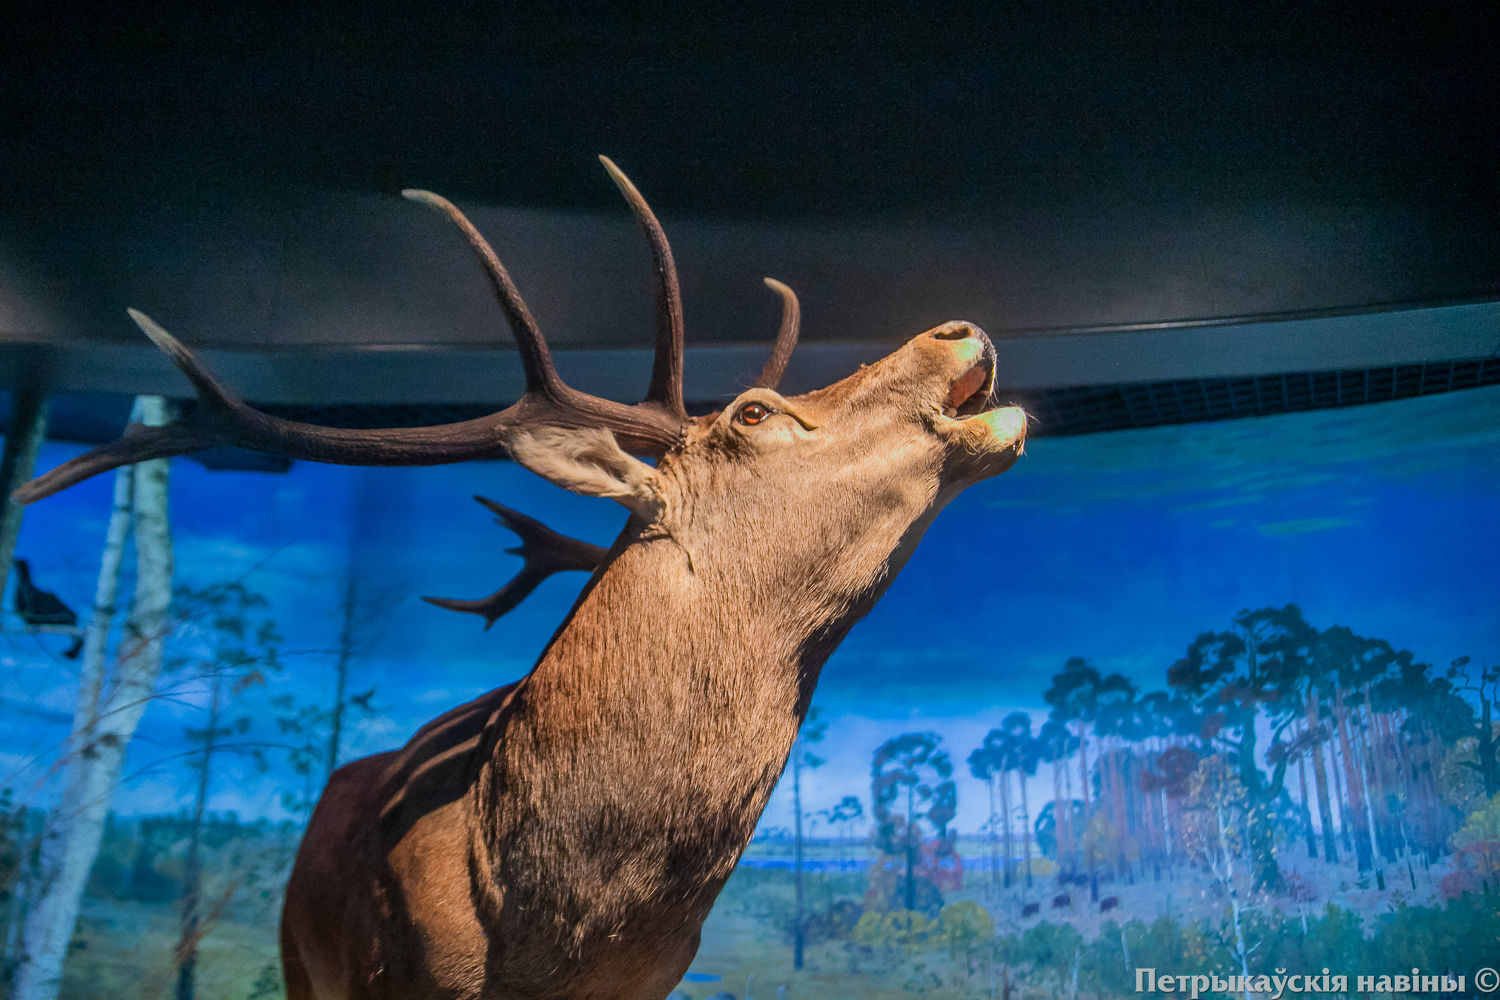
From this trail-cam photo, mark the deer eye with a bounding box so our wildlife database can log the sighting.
[737,402,775,425]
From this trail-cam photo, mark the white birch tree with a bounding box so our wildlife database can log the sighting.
[1184,755,1261,1000]
[13,396,174,1000]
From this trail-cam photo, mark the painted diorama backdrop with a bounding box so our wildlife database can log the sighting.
[2,375,1497,999]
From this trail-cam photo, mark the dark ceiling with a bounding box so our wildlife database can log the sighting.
[4,2,1497,232]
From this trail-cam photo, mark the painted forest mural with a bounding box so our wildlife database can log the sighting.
[2,382,1498,998]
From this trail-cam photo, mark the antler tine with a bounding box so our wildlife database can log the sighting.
[754,278,801,390]
[401,183,693,449]
[598,156,687,421]
[12,418,217,505]
[421,496,607,629]
[401,190,563,399]
[11,312,230,503]
[421,571,551,630]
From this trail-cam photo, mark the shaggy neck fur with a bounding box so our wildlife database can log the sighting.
[466,502,930,983]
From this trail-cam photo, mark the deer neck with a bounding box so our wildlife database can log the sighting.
[522,533,836,820]
[469,517,917,918]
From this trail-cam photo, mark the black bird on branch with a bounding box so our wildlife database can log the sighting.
[12,559,83,658]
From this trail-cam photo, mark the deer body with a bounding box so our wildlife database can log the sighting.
[14,159,1026,1000]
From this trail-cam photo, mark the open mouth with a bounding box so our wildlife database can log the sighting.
[941,339,998,418]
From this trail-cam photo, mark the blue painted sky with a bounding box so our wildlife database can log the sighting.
[2,384,1497,835]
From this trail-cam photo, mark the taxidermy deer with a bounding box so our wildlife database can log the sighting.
[14,158,1027,1000]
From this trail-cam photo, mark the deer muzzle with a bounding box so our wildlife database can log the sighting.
[930,323,1026,461]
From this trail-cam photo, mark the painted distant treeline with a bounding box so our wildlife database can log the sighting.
[768,602,1500,928]
[952,604,1498,901]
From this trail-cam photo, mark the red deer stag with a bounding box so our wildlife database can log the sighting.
[14,158,1028,1000]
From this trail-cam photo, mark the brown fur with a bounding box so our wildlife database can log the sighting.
[282,323,1027,999]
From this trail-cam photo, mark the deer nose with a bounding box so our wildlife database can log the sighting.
[927,321,983,342]
[924,321,996,374]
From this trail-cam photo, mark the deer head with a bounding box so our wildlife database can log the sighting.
[15,157,1025,648]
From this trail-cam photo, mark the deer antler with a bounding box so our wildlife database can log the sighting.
[13,161,806,505]
[756,278,800,390]
[421,496,607,629]
[12,159,741,505]
[598,157,686,421]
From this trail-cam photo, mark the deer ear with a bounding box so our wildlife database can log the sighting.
[506,427,665,521]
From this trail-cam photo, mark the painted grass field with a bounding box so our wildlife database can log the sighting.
[19,828,1500,1000]
[61,898,279,1000]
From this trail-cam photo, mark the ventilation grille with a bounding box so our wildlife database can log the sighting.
[1006,356,1500,437]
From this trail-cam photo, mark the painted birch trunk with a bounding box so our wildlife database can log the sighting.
[13,397,174,1000]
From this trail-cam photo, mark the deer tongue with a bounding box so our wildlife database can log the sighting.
[944,362,990,413]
